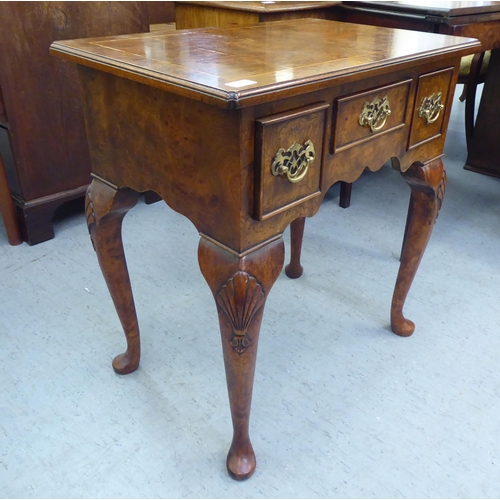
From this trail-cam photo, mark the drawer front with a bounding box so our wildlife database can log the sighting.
[254,102,329,221]
[333,79,412,152]
[408,67,454,149]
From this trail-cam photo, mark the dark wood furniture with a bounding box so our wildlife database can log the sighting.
[174,1,340,29]
[457,50,489,148]
[0,152,22,245]
[336,0,500,177]
[148,0,176,32]
[0,2,150,245]
[148,1,176,25]
[51,19,478,480]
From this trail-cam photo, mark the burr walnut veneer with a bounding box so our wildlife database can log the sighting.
[51,20,479,480]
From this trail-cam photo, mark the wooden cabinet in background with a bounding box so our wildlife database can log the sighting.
[174,1,340,29]
[147,1,176,25]
[0,2,150,244]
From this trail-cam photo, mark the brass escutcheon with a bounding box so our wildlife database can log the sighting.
[271,140,315,184]
[359,95,391,132]
[418,92,444,124]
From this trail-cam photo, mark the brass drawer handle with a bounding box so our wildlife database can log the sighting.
[418,92,444,124]
[359,95,391,132]
[271,140,315,184]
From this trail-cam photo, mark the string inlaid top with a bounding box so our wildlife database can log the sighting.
[50,18,480,108]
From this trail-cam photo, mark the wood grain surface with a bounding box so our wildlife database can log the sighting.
[51,19,480,108]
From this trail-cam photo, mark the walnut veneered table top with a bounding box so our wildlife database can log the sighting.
[50,18,479,108]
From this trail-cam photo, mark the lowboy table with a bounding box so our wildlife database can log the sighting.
[51,20,479,480]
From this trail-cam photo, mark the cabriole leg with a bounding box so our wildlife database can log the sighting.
[198,236,285,480]
[86,178,141,374]
[391,158,446,337]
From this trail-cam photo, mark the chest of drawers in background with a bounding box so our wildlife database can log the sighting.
[0,2,150,245]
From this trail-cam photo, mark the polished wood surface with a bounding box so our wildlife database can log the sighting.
[51,20,477,110]
[338,0,500,178]
[51,19,479,480]
[175,0,338,29]
[0,2,150,245]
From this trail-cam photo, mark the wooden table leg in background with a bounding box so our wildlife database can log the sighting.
[339,181,353,208]
[285,158,446,339]
[198,236,285,480]
[285,217,306,279]
[85,177,141,374]
[0,152,22,245]
[391,158,446,337]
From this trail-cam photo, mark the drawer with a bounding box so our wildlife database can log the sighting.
[333,79,412,153]
[254,102,329,221]
[408,67,454,149]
